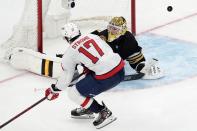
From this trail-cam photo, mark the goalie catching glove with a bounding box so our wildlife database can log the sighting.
[136,58,165,80]
[45,84,61,101]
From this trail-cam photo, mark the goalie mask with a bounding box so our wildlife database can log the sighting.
[107,16,127,42]
[61,23,81,43]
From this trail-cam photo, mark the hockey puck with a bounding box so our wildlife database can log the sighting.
[167,6,173,12]
[70,2,75,8]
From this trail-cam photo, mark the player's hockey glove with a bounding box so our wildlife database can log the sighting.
[45,84,61,101]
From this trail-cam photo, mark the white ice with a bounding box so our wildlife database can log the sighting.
[0,0,197,131]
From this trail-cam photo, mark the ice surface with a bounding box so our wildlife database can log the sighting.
[1,0,197,131]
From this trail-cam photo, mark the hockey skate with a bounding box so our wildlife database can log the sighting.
[93,102,117,129]
[71,107,95,119]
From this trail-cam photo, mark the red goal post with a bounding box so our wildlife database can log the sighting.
[37,0,43,53]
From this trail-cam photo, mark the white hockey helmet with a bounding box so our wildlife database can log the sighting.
[61,23,81,43]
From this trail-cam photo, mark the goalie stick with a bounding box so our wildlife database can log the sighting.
[123,73,145,81]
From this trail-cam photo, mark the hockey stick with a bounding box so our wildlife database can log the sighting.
[123,73,145,81]
[0,97,47,129]
[0,72,85,129]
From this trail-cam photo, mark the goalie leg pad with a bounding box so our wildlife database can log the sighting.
[8,47,63,78]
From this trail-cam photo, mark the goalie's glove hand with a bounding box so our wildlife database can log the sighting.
[45,84,61,101]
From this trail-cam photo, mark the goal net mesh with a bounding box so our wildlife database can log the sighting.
[0,0,134,59]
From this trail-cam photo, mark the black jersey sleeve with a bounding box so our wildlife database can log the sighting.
[123,32,146,70]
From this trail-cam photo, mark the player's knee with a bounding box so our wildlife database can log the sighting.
[66,85,93,108]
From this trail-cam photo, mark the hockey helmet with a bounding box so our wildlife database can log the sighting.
[61,23,81,43]
[107,16,127,42]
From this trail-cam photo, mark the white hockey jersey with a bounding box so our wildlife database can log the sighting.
[56,34,124,90]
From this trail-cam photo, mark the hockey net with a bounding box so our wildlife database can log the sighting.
[0,0,135,60]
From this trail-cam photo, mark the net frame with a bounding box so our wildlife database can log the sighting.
[1,0,136,53]
[37,0,136,52]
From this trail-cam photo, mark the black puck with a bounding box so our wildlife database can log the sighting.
[70,2,75,8]
[167,6,173,12]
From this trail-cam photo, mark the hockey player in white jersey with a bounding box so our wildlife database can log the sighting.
[45,23,125,129]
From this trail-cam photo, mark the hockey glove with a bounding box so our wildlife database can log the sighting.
[56,54,63,58]
[45,84,61,101]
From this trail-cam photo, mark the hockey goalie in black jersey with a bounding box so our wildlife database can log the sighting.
[93,16,164,79]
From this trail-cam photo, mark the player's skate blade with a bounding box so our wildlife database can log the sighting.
[94,115,117,129]
[71,107,95,119]
[71,114,95,119]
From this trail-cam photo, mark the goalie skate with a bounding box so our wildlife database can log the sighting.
[71,107,95,119]
[93,102,117,129]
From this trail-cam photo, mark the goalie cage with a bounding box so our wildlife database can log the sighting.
[0,0,136,57]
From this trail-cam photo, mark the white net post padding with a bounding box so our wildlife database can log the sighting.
[44,0,71,39]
